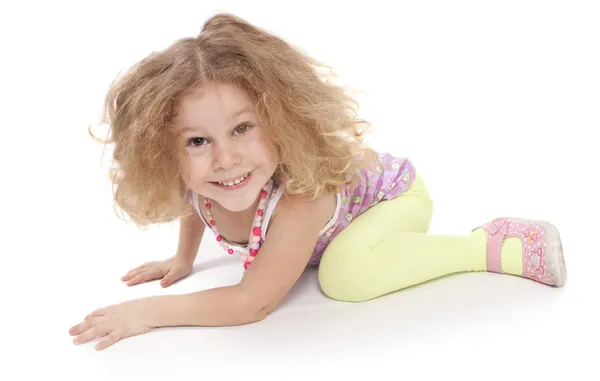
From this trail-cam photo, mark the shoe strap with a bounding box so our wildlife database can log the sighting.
[477,218,511,273]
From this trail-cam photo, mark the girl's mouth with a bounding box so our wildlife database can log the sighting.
[211,171,252,190]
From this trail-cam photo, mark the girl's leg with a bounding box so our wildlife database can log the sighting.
[318,174,566,302]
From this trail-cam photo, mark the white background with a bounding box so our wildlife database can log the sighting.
[1,0,599,380]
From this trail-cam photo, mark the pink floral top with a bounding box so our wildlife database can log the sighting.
[300,152,416,265]
[190,152,416,267]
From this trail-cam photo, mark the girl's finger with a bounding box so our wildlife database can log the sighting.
[160,269,178,287]
[87,307,108,319]
[121,262,154,280]
[121,267,144,281]
[73,323,110,345]
[95,329,123,351]
[126,267,163,286]
[69,316,103,336]
[121,262,156,281]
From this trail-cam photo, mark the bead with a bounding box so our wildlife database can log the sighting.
[203,178,274,269]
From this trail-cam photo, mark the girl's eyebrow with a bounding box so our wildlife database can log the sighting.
[180,106,254,134]
[231,105,253,118]
[179,126,200,134]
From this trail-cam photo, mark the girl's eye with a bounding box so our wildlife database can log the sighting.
[188,137,207,147]
[234,123,252,135]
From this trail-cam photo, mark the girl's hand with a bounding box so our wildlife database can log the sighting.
[120,255,193,288]
[69,297,160,350]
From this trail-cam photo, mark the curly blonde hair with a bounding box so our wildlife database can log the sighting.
[92,13,378,227]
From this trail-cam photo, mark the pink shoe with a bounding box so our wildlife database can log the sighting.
[474,217,567,286]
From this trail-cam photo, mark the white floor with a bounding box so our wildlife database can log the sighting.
[3,1,599,380]
[17,222,599,380]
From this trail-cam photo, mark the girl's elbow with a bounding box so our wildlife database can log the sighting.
[238,291,273,324]
[245,300,275,323]
[247,306,269,323]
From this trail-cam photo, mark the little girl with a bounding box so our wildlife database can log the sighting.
[69,13,567,350]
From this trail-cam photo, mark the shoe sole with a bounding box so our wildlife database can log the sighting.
[510,217,567,287]
[538,220,567,287]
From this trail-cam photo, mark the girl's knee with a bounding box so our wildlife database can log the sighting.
[318,262,375,302]
[317,241,373,302]
[318,263,355,301]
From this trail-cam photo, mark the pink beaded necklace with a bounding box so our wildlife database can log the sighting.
[203,179,273,270]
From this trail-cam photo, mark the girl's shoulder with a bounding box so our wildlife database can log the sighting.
[267,186,338,237]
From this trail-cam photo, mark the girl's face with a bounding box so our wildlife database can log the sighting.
[176,82,277,212]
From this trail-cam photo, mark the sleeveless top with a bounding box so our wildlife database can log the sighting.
[189,152,416,266]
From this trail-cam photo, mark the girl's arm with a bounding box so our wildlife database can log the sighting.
[175,208,206,265]
[118,206,206,287]
[153,191,334,327]
[70,193,334,350]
